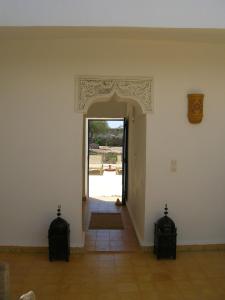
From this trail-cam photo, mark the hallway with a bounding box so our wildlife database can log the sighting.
[84,197,140,252]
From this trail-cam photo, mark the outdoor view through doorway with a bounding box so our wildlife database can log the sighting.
[88,119,125,203]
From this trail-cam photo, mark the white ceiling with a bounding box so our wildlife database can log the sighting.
[1,0,225,29]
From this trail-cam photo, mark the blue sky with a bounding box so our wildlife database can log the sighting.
[107,120,123,129]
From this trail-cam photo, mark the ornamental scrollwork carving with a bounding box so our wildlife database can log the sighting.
[76,76,153,113]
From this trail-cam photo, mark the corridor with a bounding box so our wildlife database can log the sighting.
[84,197,140,252]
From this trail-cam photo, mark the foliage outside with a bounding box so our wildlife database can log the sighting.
[89,120,123,147]
[89,120,123,165]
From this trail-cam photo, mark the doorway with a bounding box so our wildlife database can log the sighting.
[82,97,146,251]
[84,116,139,251]
[78,76,151,248]
[88,118,128,205]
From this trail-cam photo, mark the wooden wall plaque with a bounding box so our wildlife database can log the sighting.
[188,94,204,124]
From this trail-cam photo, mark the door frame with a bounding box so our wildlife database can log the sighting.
[122,118,128,205]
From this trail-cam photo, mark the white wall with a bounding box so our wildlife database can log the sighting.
[144,43,225,245]
[0,34,225,247]
[0,39,85,246]
[87,101,127,118]
[0,0,225,28]
[127,104,146,244]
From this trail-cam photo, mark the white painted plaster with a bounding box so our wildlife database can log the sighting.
[127,104,146,244]
[87,101,127,118]
[0,35,225,247]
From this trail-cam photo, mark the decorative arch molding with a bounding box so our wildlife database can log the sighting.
[75,76,153,114]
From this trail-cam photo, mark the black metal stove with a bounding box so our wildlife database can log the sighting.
[154,204,177,259]
[48,205,70,261]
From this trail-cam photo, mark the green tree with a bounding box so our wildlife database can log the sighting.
[89,120,109,143]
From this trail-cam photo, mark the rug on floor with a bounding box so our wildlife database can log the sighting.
[89,212,124,229]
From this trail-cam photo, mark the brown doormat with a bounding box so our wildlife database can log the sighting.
[89,212,124,229]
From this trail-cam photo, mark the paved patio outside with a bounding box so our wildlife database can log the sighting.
[89,170,122,198]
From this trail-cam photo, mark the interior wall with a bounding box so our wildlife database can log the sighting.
[0,48,84,246]
[127,104,146,243]
[0,36,225,246]
[87,100,127,118]
[144,44,225,245]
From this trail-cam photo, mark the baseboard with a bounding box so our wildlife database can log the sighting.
[0,246,85,254]
[0,246,48,253]
[1,233,224,254]
[141,243,225,252]
[177,243,225,252]
[0,243,224,254]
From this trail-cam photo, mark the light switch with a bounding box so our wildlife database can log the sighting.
[170,160,177,172]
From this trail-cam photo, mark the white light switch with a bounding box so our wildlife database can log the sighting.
[170,160,177,172]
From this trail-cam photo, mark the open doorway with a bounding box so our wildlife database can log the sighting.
[88,118,128,205]
[82,97,146,251]
[84,116,140,252]
[78,76,151,248]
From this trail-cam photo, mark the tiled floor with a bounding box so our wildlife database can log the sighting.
[84,197,140,252]
[1,250,225,299]
[2,198,225,299]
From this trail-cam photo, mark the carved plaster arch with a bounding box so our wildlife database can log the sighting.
[75,76,153,114]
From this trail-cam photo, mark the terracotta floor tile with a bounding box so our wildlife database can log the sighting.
[2,207,225,300]
[116,282,139,293]
[95,241,110,251]
[1,251,225,299]
[140,291,160,300]
[96,292,120,300]
[84,197,140,252]
[96,235,110,241]
[118,291,142,300]
[60,292,97,300]
[138,282,156,292]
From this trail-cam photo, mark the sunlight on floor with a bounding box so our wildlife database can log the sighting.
[89,171,122,198]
